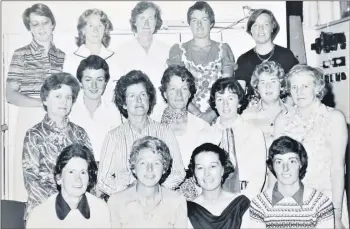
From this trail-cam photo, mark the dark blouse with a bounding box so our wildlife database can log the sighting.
[187,195,250,229]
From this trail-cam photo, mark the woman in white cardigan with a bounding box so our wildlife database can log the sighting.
[26,144,111,228]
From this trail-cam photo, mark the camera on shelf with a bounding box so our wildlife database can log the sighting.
[311,32,347,54]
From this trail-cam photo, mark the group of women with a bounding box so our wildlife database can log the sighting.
[5,1,349,228]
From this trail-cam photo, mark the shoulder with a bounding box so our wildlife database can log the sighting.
[30,194,57,216]
[221,42,233,51]
[54,47,66,58]
[162,187,184,200]
[86,193,109,211]
[188,113,210,129]
[108,186,134,204]
[13,44,32,55]
[275,45,296,57]
[328,107,346,122]
[69,122,87,133]
[237,48,255,62]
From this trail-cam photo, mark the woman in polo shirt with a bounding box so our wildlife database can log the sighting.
[26,144,111,228]
[107,136,187,228]
[6,3,65,203]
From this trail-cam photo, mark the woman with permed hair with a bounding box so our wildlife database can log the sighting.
[274,64,349,228]
[186,143,251,229]
[6,3,65,203]
[63,8,118,103]
[22,73,92,220]
[249,136,334,229]
[167,1,237,125]
[235,9,299,111]
[107,136,187,228]
[26,144,111,228]
[114,1,170,122]
[97,70,185,199]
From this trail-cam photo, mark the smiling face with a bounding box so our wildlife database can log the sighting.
[251,13,274,45]
[57,157,89,198]
[81,69,107,100]
[189,10,212,39]
[133,148,164,187]
[164,75,191,111]
[258,72,281,103]
[29,13,54,43]
[215,88,239,120]
[124,83,150,118]
[273,152,301,186]
[194,151,224,191]
[289,73,319,108]
[135,8,156,36]
[83,14,105,45]
[43,84,73,119]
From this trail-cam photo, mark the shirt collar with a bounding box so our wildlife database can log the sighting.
[74,44,115,60]
[43,114,70,131]
[30,39,57,53]
[215,115,243,130]
[256,99,288,113]
[55,192,90,220]
[272,182,304,207]
[125,183,163,206]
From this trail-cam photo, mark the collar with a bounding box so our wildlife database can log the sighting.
[215,115,243,130]
[30,39,56,53]
[256,99,288,113]
[127,116,155,131]
[73,44,115,60]
[76,91,108,110]
[161,107,188,125]
[272,182,304,207]
[43,114,70,131]
[125,184,163,206]
[55,192,90,220]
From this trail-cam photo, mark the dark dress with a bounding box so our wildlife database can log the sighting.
[187,195,250,229]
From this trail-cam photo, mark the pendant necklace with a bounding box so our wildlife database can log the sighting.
[254,45,275,62]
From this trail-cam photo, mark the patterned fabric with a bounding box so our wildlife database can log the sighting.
[22,114,92,219]
[168,41,236,113]
[161,107,188,125]
[7,39,65,97]
[97,117,185,196]
[249,185,334,229]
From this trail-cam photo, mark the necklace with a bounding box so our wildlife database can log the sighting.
[254,45,275,62]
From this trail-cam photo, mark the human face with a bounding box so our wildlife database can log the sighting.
[123,83,150,117]
[135,8,156,36]
[289,73,319,108]
[164,75,191,112]
[134,148,164,187]
[258,72,281,104]
[81,69,107,100]
[57,157,89,198]
[251,13,274,45]
[29,13,54,43]
[273,152,301,186]
[194,151,224,191]
[189,10,212,39]
[215,88,239,120]
[83,14,105,45]
[43,84,73,119]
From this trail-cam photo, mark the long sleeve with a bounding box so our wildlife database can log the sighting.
[159,127,185,189]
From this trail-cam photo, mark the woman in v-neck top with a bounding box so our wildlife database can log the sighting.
[186,143,250,229]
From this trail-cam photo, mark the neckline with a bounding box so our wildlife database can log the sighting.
[189,195,245,218]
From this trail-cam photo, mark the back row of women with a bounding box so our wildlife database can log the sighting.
[6,1,349,228]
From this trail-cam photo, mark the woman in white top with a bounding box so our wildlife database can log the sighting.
[159,65,209,166]
[63,8,117,102]
[26,144,111,228]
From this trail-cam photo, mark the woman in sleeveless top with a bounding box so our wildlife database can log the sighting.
[186,143,250,229]
[274,64,349,228]
[167,1,236,124]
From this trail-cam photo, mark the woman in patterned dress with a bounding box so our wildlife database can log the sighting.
[274,64,349,228]
[167,1,236,124]
[22,73,92,220]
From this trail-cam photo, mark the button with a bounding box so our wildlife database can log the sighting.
[270,123,274,126]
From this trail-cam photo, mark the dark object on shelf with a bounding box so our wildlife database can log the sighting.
[336,73,341,82]
[325,74,330,83]
[333,56,346,67]
[311,32,347,54]
[341,72,347,80]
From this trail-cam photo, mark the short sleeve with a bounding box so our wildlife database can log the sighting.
[167,44,184,66]
[7,49,25,84]
[221,43,236,76]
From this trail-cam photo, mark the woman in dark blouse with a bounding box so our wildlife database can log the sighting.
[186,143,250,229]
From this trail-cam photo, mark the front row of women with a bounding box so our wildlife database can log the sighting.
[26,135,334,229]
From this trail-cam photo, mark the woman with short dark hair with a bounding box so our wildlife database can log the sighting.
[186,143,250,229]
[22,73,92,219]
[6,3,65,202]
[26,144,111,228]
[250,136,334,229]
[108,136,187,228]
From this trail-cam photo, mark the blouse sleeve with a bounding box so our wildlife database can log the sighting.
[107,195,122,229]
[173,195,188,228]
[221,43,236,77]
[316,194,335,229]
[167,44,184,66]
[249,197,267,228]
[7,49,25,85]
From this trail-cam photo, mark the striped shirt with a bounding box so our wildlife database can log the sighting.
[249,184,334,229]
[7,39,65,97]
[97,118,185,196]
[22,114,92,219]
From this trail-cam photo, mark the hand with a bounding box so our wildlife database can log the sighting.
[199,109,217,124]
[335,219,345,229]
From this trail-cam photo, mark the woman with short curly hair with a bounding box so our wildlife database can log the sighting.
[63,8,118,102]
[274,64,349,228]
[186,143,251,229]
[108,136,187,228]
